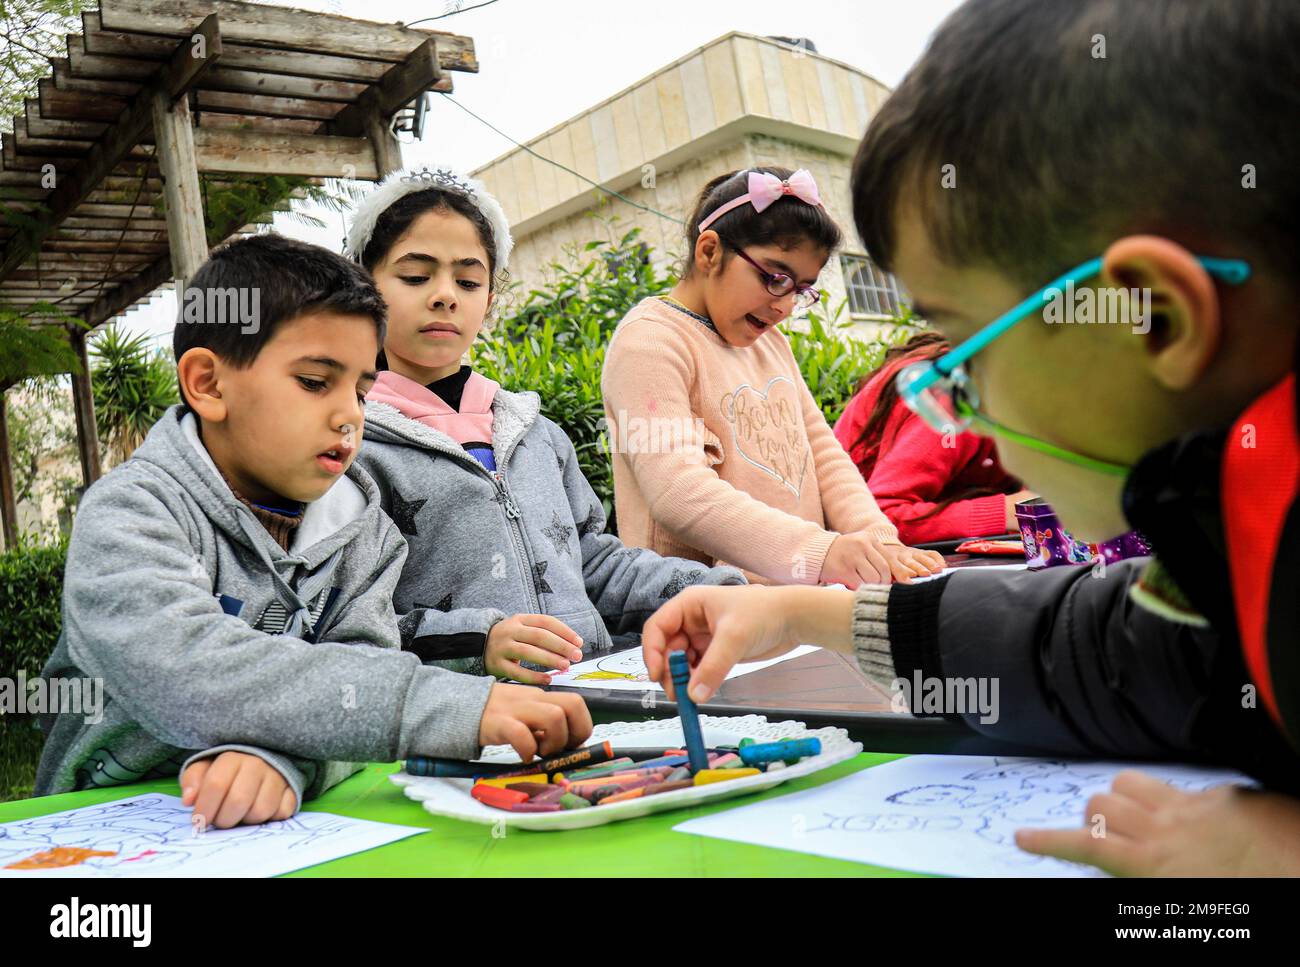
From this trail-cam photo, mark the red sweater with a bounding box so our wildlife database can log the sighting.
[833,358,1020,544]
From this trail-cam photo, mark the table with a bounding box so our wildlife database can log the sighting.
[0,755,924,877]
[0,554,1038,877]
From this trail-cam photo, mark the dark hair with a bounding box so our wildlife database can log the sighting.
[850,331,949,475]
[172,233,386,380]
[852,0,1300,290]
[683,166,842,276]
[358,188,505,292]
[850,331,1007,521]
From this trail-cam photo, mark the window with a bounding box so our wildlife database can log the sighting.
[841,253,907,317]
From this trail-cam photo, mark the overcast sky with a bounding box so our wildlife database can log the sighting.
[118,0,965,344]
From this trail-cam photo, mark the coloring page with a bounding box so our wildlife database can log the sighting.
[675,754,1250,877]
[0,794,425,877]
[546,644,821,691]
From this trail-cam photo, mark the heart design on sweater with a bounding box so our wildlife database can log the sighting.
[719,376,810,498]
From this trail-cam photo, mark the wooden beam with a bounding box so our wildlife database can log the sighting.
[366,111,402,178]
[51,57,141,97]
[200,66,366,103]
[66,35,155,81]
[98,0,479,70]
[0,391,16,550]
[39,79,130,124]
[25,100,109,141]
[10,118,93,157]
[79,254,172,331]
[195,89,343,122]
[332,38,443,137]
[193,128,378,179]
[68,326,102,488]
[152,91,209,282]
[0,17,221,284]
[84,11,394,84]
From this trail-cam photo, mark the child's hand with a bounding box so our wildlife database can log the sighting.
[820,532,945,586]
[479,683,594,762]
[643,585,855,703]
[485,614,584,684]
[876,541,946,582]
[180,751,297,830]
[1015,770,1300,876]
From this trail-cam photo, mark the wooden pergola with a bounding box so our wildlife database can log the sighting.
[0,0,478,548]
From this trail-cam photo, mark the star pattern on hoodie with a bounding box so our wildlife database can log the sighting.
[389,490,427,536]
[541,510,575,556]
[576,505,604,539]
[532,560,554,595]
[658,568,705,599]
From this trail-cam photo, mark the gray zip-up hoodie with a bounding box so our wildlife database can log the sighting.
[356,386,746,675]
[34,405,495,805]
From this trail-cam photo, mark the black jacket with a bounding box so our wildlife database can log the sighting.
[885,370,1300,794]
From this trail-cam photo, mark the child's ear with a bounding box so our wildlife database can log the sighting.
[177,348,229,423]
[695,230,725,276]
[1102,235,1222,391]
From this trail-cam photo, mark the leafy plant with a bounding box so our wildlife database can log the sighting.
[0,532,67,802]
[475,226,677,530]
[0,306,84,385]
[89,325,179,467]
[789,299,923,427]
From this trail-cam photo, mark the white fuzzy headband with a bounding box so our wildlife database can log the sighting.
[344,165,514,274]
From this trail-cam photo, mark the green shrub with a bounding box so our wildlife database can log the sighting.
[476,227,676,531]
[0,534,66,802]
[791,300,923,427]
[0,533,67,682]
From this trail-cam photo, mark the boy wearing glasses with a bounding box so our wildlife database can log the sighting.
[639,0,1300,875]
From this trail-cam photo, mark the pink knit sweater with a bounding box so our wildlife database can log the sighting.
[601,296,899,584]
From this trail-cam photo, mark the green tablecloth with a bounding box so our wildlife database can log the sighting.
[0,752,922,877]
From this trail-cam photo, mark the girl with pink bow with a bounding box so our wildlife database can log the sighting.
[601,166,945,587]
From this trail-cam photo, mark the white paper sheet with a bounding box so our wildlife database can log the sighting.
[674,754,1251,877]
[544,644,822,691]
[0,793,425,877]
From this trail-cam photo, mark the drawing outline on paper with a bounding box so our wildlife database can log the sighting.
[0,793,424,878]
[675,755,1252,877]
[572,651,652,682]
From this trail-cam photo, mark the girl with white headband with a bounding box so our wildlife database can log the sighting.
[346,166,747,684]
[602,166,945,586]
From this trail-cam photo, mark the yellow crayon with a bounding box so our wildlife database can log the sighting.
[692,768,761,785]
[476,773,549,789]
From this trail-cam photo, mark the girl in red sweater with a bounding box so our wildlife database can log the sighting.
[834,332,1034,544]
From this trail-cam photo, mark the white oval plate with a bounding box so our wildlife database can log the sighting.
[390,714,863,830]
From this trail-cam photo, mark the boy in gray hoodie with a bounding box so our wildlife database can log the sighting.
[347,167,746,684]
[35,234,591,827]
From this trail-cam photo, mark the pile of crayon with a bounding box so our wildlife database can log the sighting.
[403,651,821,814]
[405,736,822,813]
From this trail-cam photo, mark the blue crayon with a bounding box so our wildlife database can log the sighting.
[629,753,690,771]
[669,651,709,774]
[405,757,516,779]
[738,738,821,767]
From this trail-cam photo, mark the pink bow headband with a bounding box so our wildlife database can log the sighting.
[696,169,824,233]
